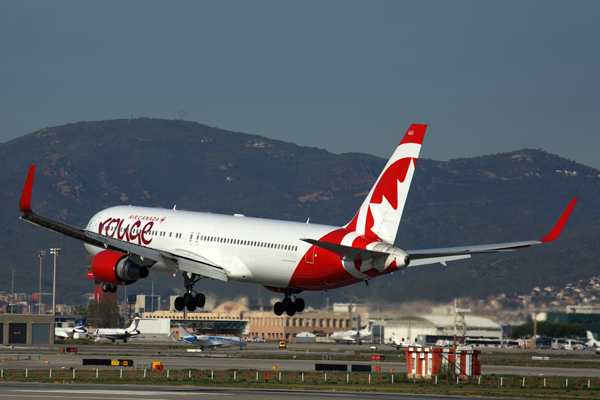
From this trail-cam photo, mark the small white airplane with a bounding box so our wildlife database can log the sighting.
[92,317,141,343]
[586,331,600,350]
[388,333,422,349]
[173,325,247,350]
[55,317,87,339]
[330,320,374,343]
[18,124,578,317]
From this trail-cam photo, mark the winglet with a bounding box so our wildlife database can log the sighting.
[19,165,37,215]
[538,197,578,243]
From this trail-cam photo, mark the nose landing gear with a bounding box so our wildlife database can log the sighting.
[274,292,305,316]
[174,273,206,312]
[102,283,117,293]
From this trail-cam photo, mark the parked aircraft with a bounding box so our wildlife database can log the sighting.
[91,317,140,343]
[387,333,422,349]
[173,325,247,350]
[330,320,374,343]
[18,124,578,316]
[586,331,599,349]
[55,316,87,339]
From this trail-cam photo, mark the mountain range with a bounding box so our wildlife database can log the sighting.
[1,118,599,308]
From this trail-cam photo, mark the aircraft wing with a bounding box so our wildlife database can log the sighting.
[305,198,576,267]
[405,198,578,267]
[19,165,228,282]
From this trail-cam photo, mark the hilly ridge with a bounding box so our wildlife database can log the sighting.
[1,118,599,307]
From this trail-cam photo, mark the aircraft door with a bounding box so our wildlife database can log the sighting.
[93,216,103,233]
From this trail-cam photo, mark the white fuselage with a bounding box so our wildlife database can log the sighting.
[55,326,86,338]
[330,329,361,342]
[330,328,372,342]
[94,328,134,336]
[183,334,246,349]
[84,205,336,288]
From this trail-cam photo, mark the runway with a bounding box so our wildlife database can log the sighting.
[0,382,544,400]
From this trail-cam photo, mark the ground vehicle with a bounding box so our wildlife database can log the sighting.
[279,340,286,348]
[370,345,377,350]
[564,339,586,350]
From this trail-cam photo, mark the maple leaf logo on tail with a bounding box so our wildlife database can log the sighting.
[345,124,427,244]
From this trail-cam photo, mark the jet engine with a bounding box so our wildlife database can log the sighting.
[91,250,149,285]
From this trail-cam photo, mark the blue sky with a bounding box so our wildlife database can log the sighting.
[1,1,599,168]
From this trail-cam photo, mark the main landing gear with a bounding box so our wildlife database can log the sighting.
[174,273,206,312]
[273,291,305,316]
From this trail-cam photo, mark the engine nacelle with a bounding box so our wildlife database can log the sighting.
[91,250,149,285]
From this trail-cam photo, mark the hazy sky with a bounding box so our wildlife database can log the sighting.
[2,1,599,168]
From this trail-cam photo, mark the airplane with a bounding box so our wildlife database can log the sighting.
[18,124,578,316]
[91,317,141,343]
[173,325,247,350]
[55,316,87,339]
[330,320,374,343]
[387,333,422,349]
[586,331,600,349]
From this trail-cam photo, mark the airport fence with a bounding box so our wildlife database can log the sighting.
[1,367,600,392]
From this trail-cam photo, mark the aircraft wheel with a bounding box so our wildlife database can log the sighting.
[282,297,294,311]
[123,339,127,343]
[102,283,110,293]
[294,298,305,312]
[109,285,117,293]
[183,292,195,307]
[174,297,184,311]
[274,302,284,316]
[195,293,205,308]
[186,302,197,312]
[286,307,296,317]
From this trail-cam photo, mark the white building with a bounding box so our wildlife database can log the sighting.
[383,315,502,343]
[137,318,171,335]
[135,294,160,314]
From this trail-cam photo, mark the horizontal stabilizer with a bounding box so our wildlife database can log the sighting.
[300,238,389,261]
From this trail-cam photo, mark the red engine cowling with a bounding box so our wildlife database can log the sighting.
[91,250,149,285]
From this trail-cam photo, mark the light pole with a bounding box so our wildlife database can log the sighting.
[37,249,46,314]
[50,248,61,317]
[11,269,15,308]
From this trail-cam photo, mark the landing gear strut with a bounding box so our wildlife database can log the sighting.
[274,291,305,316]
[174,273,206,312]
